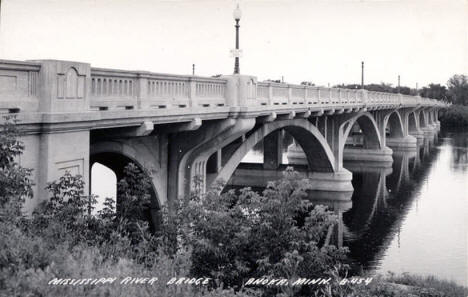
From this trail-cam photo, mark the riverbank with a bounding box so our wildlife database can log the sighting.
[378,273,467,297]
[330,272,468,297]
[439,105,468,127]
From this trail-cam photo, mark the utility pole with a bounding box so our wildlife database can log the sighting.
[192,64,195,76]
[361,61,364,89]
[397,75,400,93]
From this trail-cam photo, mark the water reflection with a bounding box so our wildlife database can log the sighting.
[226,129,467,285]
[447,129,468,173]
[344,130,467,285]
[343,134,439,271]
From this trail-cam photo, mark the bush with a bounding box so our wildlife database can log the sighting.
[162,169,349,296]
[0,116,33,220]
[439,105,468,127]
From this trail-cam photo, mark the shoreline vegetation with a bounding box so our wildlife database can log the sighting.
[1,120,467,297]
[440,105,468,128]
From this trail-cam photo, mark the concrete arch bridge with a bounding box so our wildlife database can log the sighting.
[0,59,448,221]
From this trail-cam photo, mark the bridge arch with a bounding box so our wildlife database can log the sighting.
[384,111,405,138]
[408,111,418,132]
[90,140,162,212]
[341,112,382,151]
[210,118,336,189]
[419,109,427,128]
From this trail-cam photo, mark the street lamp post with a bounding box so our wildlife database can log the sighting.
[397,75,400,93]
[361,61,364,89]
[233,4,242,74]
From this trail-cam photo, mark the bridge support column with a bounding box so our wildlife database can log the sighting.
[385,135,417,149]
[19,131,90,213]
[229,164,353,193]
[286,142,353,192]
[343,146,393,163]
[385,108,418,150]
[19,60,92,212]
[434,109,441,130]
[306,169,354,192]
[407,109,424,141]
[263,130,283,170]
[417,108,438,136]
[39,131,90,206]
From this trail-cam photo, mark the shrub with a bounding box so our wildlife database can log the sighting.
[162,169,349,296]
[0,116,33,220]
[439,105,468,127]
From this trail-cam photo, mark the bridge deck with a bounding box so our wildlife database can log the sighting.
[0,59,445,132]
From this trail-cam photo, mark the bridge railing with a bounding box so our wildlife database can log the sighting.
[254,83,420,108]
[0,60,41,113]
[0,59,447,115]
[90,68,228,111]
[253,81,447,109]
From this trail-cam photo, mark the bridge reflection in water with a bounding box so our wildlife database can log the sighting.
[343,134,439,273]
[224,130,441,274]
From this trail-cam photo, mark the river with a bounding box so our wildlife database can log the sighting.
[345,129,467,286]
[231,129,467,286]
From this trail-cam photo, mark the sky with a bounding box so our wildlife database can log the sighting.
[0,0,466,87]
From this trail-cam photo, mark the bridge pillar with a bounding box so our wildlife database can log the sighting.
[339,111,393,164]
[428,108,441,131]
[434,109,441,130]
[385,108,418,150]
[407,109,424,140]
[288,112,394,167]
[263,130,283,170]
[20,131,90,213]
[419,108,437,136]
[286,116,354,192]
[19,60,92,212]
[342,146,393,163]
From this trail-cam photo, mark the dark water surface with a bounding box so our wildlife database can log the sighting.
[343,130,467,286]
[232,129,467,286]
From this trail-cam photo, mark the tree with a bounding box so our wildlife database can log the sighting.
[0,116,33,220]
[420,84,447,100]
[447,74,468,105]
[167,169,348,294]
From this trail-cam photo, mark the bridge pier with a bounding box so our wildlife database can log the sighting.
[343,147,393,163]
[417,108,438,136]
[383,108,418,150]
[20,131,91,212]
[385,135,417,150]
[228,164,353,192]
[263,130,283,170]
[18,60,93,212]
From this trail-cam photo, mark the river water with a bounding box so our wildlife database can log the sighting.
[232,129,468,286]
